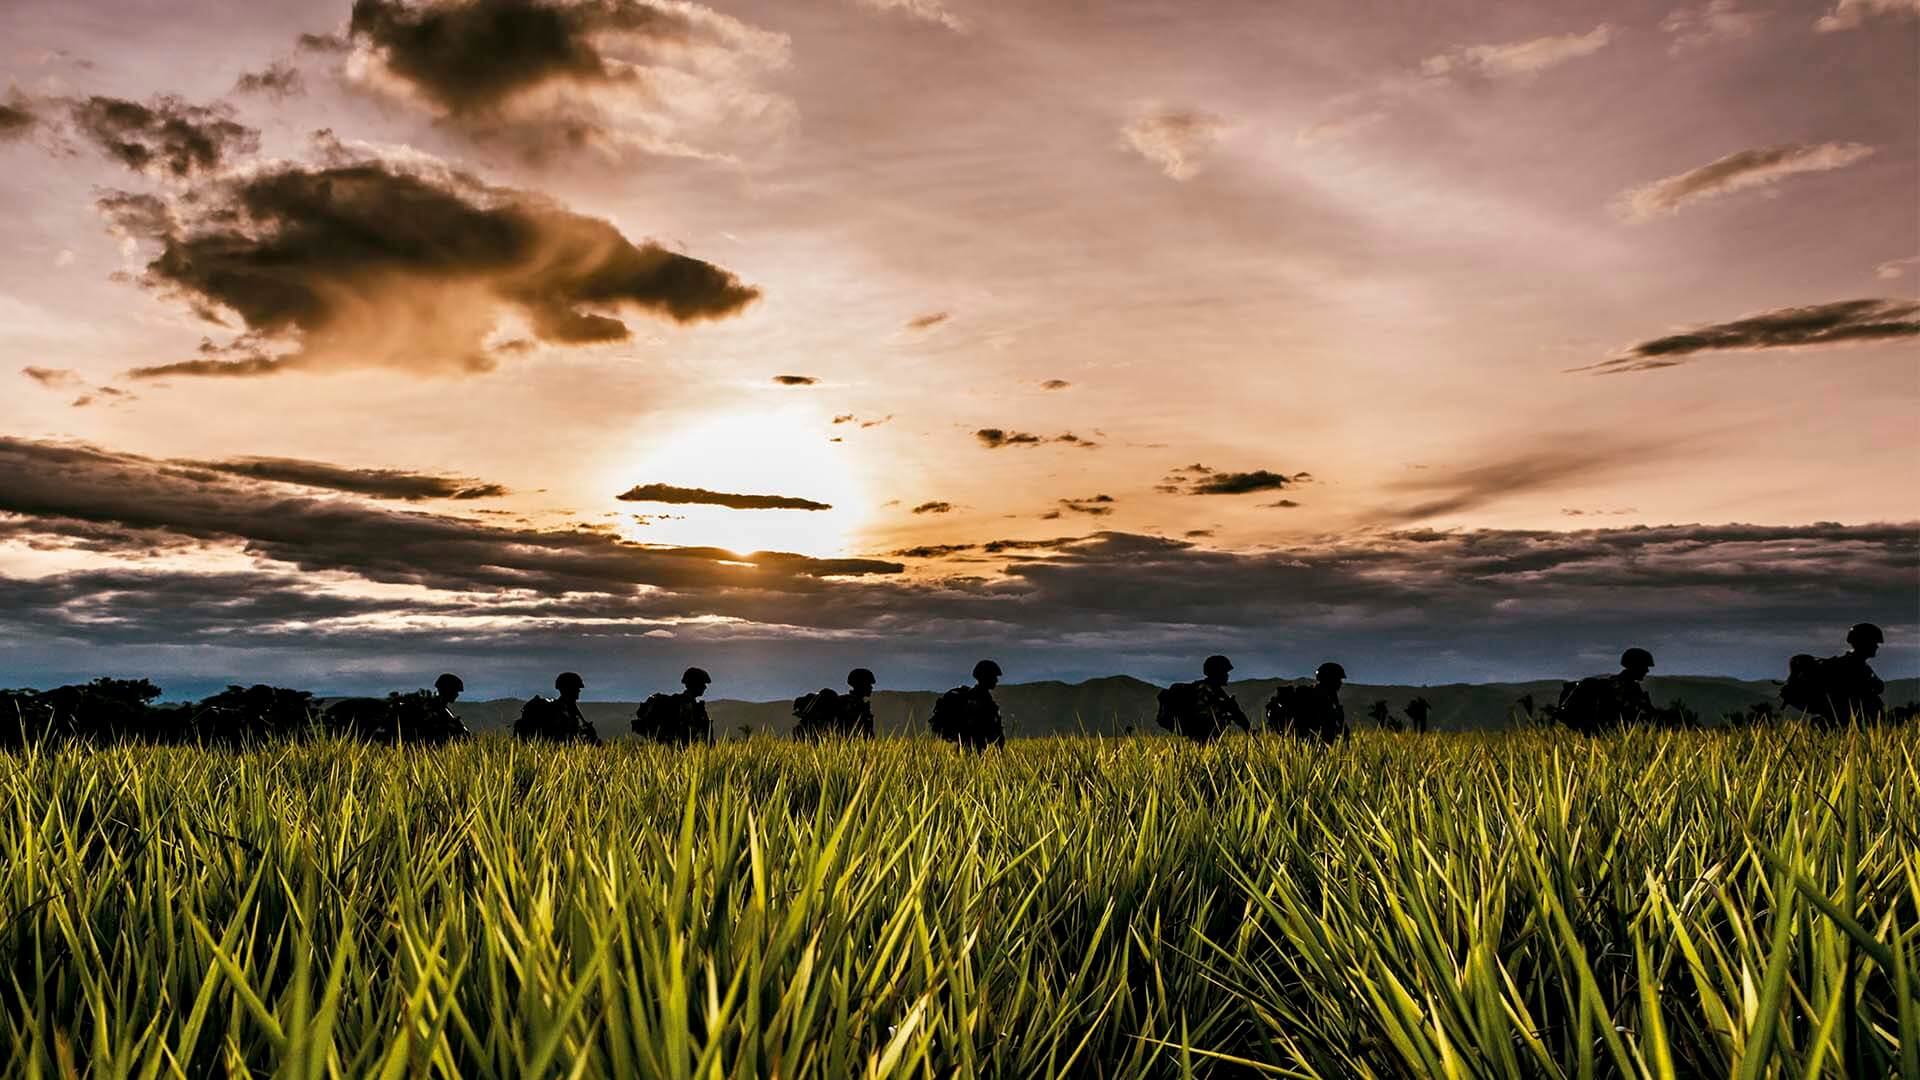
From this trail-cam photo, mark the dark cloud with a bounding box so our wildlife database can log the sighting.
[905,311,950,331]
[110,156,758,378]
[69,386,133,409]
[1040,379,1071,390]
[21,366,81,388]
[0,438,892,603]
[1057,495,1116,517]
[1581,299,1920,374]
[975,429,1098,450]
[1188,470,1299,495]
[912,501,953,515]
[190,457,509,500]
[6,511,1908,696]
[616,483,831,511]
[1183,529,1214,538]
[0,96,37,140]
[298,32,351,52]
[1384,442,1669,523]
[1264,499,1301,509]
[339,0,790,161]
[772,374,817,386]
[234,61,306,98]
[69,95,259,178]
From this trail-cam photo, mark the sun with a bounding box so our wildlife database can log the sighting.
[606,408,868,558]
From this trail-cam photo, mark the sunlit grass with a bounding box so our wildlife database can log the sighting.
[0,725,1915,1076]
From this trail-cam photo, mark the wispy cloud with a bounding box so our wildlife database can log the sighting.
[1661,1,1763,54]
[852,0,968,33]
[1121,104,1231,181]
[905,311,951,331]
[1421,24,1613,80]
[1579,298,1920,374]
[1613,143,1875,222]
[772,374,818,386]
[191,456,509,501]
[1815,0,1920,33]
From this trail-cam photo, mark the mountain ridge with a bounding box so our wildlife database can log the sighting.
[438,674,1920,738]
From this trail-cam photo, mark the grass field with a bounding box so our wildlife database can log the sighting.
[1,726,1915,1078]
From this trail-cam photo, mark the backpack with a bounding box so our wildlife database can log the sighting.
[1779,654,1826,712]
[795,688,844,735]
[928,687,970,739]
[1263,685,1311,736]
[1154,682,1197,733]
[632,693,680,739]
[516,696,556,739]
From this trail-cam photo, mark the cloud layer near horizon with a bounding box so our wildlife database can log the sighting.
[0,434,1912,696]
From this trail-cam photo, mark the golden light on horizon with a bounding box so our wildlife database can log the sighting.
[608,408,868,558]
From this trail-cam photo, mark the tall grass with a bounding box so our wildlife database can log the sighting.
[0,725,1914,1077]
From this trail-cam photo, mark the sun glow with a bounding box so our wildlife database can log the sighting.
[608,408,868,557]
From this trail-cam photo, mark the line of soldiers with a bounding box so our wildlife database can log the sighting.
[507,622,1897,747]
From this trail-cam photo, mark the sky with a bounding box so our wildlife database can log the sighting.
[0,0,1915,700]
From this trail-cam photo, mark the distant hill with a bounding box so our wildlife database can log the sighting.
[445,675,1920,739]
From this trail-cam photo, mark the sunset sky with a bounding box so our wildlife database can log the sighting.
[1,0,1915,699]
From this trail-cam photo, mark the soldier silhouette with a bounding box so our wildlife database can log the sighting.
[1264,662,1349,745]
[1555,648,1656,735]
[930,660,1005,749]
[1783,623,1886,726]
[1404,696,1431,734]
[1154,655,1251,742]
[635,667,714,745]
[794,668,878,739]
[515,672,601,744]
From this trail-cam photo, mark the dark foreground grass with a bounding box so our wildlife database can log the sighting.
[0,725,1915,1077]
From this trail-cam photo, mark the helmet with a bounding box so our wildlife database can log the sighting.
[555,671,585,691]
[1620,647,1655,669]
[1847,623,1884,648]
[972,659,1003,681]
[1315,661,1346,681]
[682,666,712,687]
[433,673,464,693]
[1203,654,1233,679]
[847,667,877,688]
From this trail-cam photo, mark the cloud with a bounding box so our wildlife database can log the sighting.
[974,429,1097,450]
[852,0,967,32]
[1875,255,1919,279]
[21,366,82,388]
[1057,495,1116,517]
[905,311,950,331]
[1295,109,1389,146]
[772,374,818,386]
[1613,143,1875,222]
[1581,298,1920,374]
[1040,379,1071,391]
[1,442,1907,695]
[1188,470,1300,495]
[1121,104,1231,181]
[616,483,832,511]
[1264,499,1301,509]
[235,61,306,98]
[911,501,953,514]
[0,438,890,600]
[1383,441,1670,522]
[0,94,38,140]
[69,386,133,408]
[1421,24,1613,80]
[69,95,260,178]
[1815,0,1920,32]
[111,154,758,378]
[340,0,794,162]
[189,456,508,500]
[1661,1,1762,53]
